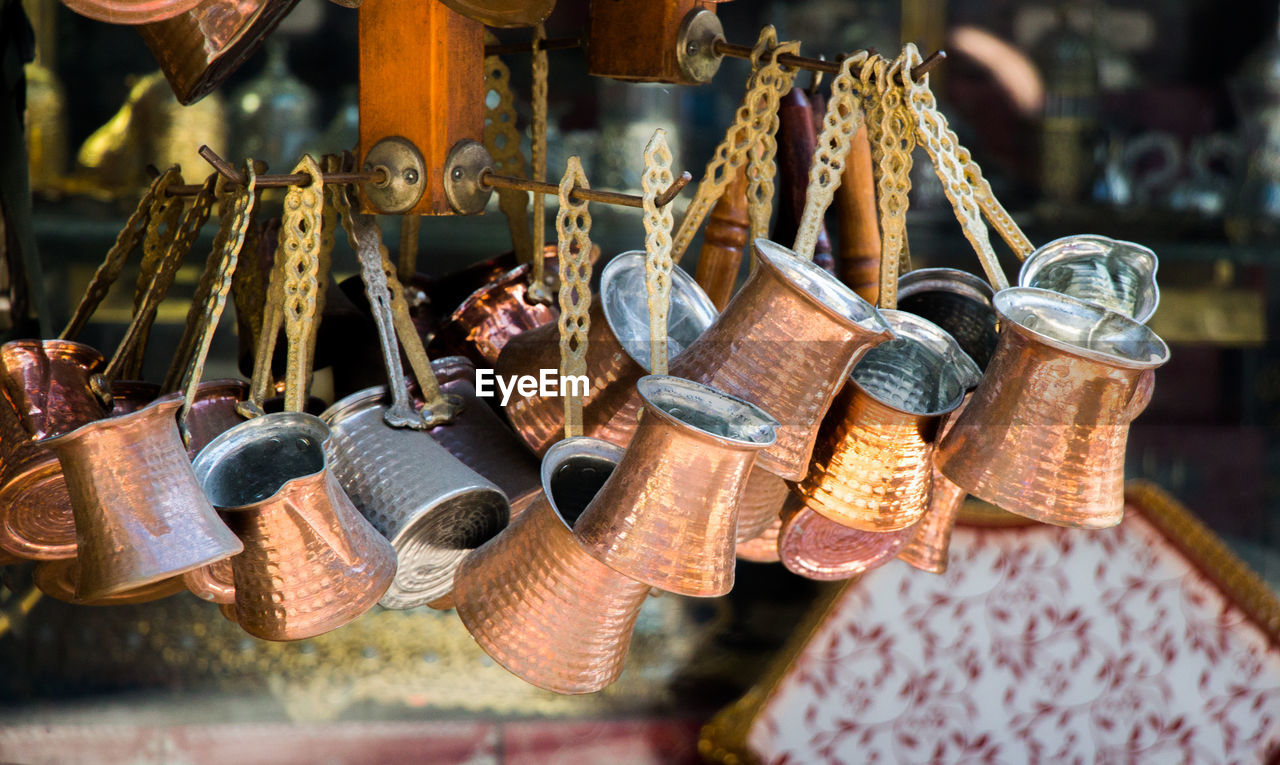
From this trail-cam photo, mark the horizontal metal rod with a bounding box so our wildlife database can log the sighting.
[482,170,693,209]
[714,40,946,81]
[484,36,580,57]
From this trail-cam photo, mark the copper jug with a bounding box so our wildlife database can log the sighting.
[1018,235,1159,323]
[38,393,243,601]
[453,437,650,694]
[191,412,396,641]
[422,357,541,517]
[669,239,892,481]
[0,340,108,561]
[894,269,998,573]
[936,287,1170,528]
[138,0,301,105]
[323,386,510,609]
[777,496,917,581]
[574,375,778,597]
[181,379,250,457]
[497,252,718,456]
[798,310,981,532]
[736,468,790,545]
[430,246,563,368]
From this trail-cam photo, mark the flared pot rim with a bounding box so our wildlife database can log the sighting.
[600,251,719,371]
[753,238,892,336]
[191,410,332,511]
[540,437,624,532]
[635,374,779,450]
[849,310,982,417]
[897,267,996,308]
[1017,234,1160,322]
[995,287,1170,370]
[36,391,184,450]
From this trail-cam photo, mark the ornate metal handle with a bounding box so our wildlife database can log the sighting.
[643,130,675,377]
[557,157,592,439]
[279,156,325,414]
[528,22,554,303]
[484,34,534,266]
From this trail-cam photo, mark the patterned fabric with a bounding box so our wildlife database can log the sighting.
[745,503,1280,764]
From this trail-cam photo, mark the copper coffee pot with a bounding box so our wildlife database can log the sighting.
[190,412,396,640]
[574,375,778,597]
[936,287,1170,528]
[39,393,243,601]
[497,251,718,456]
[669,239,892,481]
[797,310,980,532]
[453,437,650,694]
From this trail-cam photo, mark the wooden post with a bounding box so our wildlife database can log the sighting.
[587,0,715,84]
[832,124,881,303]
[694,165,750,310]
[774,88,834,273]
[358,0,484,215]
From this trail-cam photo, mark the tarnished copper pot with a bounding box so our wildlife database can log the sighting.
[191,412,396,641]
[669,239,892,481]
[181,379,249,457]
[323,386,510,610]
[777,496,917,581]
[937,287,1170,528]
[798,310,981,532]
[34,557,186,606]
[38,393,243,601]
[1018,235,1159,323]
[430,246,564,368]
[423,357,541,518]
[896,268,998,370]
[453,437,649,694]
[497,252,718,456]
[0,340,108,561]
[574,375,777,597]
[138,0,301,105]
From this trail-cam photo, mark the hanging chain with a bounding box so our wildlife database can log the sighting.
[556,157,592,439]
[868,53,916,310]
[484,35,534,265]
[60,166,179,340]
[280,156,324,413]
[900,43,1008,290]
[958,145,1034,259]
[794,52,867,261]
[527,22,554,303]
[672,26,799,264]
[108,173,218,385]
[178,165,257,443]
[642,130,675,377]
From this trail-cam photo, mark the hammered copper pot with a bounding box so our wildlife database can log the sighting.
[323,386,510,610]
[937,287,1170,528]
[798,310,981,532]
[430,246,564,368]
[669,239,893,481]
[497,252,718,457]
[423,356,541,517]
[896,268,998,370]
[181,379,249,457]
[736,468,790,544]
[895,459,966,574]
[1018,235,1159,323]
[777,496,917,581]
[61,0,202,25]
[191,412,396,641]
[0,340,108,561]
[453,437,649,695]
[138,0,302,105]
[38,393,243,601]
[574,376,777,597]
